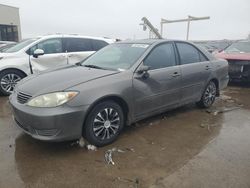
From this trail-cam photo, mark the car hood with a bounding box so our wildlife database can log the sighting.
[16,65,119,96]
[0,52,19,59]
[215,52,250,61]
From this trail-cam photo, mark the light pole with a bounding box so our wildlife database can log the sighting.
[160,15,210,40]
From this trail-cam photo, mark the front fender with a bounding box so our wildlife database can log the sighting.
[0,56,31,75]
[66,71,134,122]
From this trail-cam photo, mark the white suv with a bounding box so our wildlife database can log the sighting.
[0,34,113,95]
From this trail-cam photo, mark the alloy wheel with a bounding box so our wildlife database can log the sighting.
[203,82,216,106]
[93,108,120,140]
[0,73,21,93]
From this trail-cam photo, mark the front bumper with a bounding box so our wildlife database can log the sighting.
[228,61,250,81]
[9,93,89,142]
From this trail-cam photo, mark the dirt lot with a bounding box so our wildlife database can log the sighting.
[0,84,250,188]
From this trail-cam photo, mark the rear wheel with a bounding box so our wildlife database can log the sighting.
[0,70,26,96]
[83,101,124,147]
[197,81,217,108]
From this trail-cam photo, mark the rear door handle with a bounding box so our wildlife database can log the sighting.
[172,72,181,77]
[205,65,212,70]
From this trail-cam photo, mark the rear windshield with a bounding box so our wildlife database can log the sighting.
[224,41,250,53]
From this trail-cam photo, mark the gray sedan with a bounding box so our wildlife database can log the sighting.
[9,39,229,146]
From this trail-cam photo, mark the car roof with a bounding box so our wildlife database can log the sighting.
[116,38,216,61]
[117,39,170,44]
[34,34,114,43]
[234,40,250,43]
[116,39,195,45]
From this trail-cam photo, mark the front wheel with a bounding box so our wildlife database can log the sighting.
[83,101,125,147]
[197,81,217,108]
[0,70,26,96]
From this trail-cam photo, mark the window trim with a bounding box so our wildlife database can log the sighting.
[174,41,209,65]
[142,41,178,71]
[198,51,208,62]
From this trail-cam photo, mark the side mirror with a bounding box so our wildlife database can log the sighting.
[33,49,44,58]
[136,65,150,79]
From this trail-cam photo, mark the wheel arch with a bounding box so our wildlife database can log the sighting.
[210,78,219,96]
[82,95,130,132]
[0,68,28,77]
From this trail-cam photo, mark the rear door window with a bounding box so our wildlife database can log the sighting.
[199,52,208,62]
[176,42,207,64]
[64,38,93,52]
[91,39,108,51]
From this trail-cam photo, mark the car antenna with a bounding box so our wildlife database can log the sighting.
[28,48,33,74]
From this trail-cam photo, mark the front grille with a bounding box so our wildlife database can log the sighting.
[17,92,32,104]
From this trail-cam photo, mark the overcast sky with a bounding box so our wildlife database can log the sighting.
[0,0,249,40]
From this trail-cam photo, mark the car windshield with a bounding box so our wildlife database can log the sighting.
[224,41,250,53]
[81,43,149,71]
[0,44,16,52]
[5,38,38,53]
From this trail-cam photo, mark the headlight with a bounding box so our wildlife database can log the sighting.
[27,91,78,107]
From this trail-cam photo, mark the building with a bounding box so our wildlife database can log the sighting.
[0,4,21,42]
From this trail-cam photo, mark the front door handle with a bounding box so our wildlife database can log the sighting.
[172,72,181,77]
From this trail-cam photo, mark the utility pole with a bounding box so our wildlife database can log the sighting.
[140,17,163,39]
[186,18,191,40]
[160,15,210,40]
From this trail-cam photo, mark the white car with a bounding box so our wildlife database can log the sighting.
[0,34,113,95]
[0,41,17,48]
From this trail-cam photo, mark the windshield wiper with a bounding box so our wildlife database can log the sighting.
[82,64,105,70]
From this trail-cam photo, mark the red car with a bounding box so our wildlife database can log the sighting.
[215,41,250,81]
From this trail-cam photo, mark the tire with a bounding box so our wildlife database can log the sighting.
[0,69,26,96]
[197,81,217,108]
[83,100,125,147]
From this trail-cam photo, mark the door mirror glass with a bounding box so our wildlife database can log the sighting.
[33,49,44,58]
